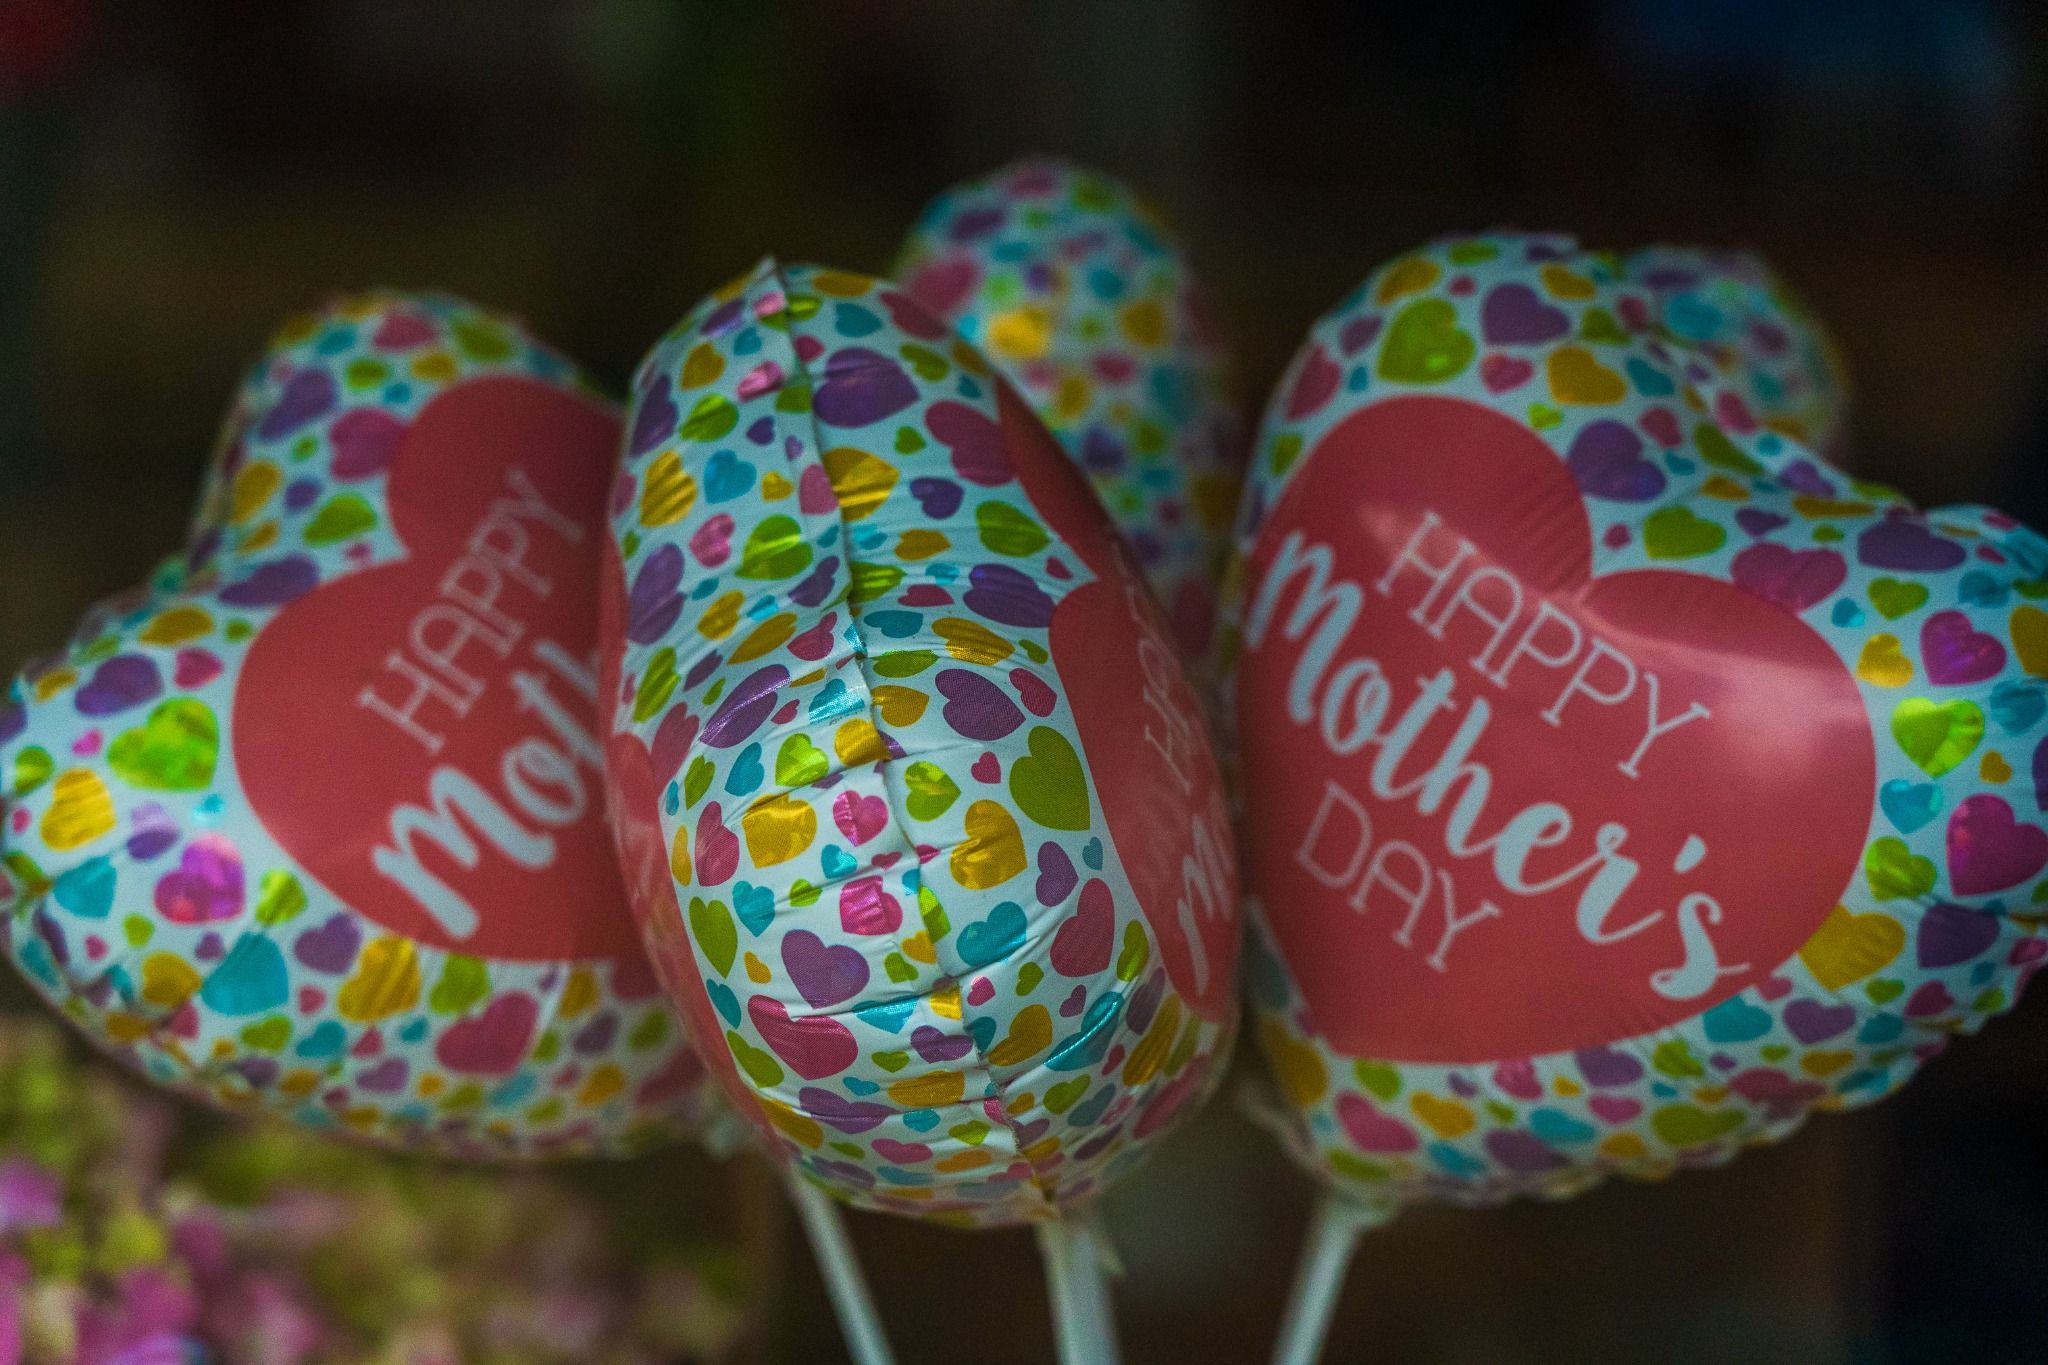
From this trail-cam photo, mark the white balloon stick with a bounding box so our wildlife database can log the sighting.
[786,1173,898,1365]
[1038,1212,1125,1365]
[1269,1194,1380,1365]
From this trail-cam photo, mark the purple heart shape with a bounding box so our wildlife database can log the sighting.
[781,929,870,1008]
[701,665,790,748]
[1735,508,1790,538]
[912,1025,973,1064]
[1920,610,2006,686]
[1782,999,1856,1044]
[1778,458,1838,498]
[356,1057,409,1093]
[1730,544,1846,614]
[627,544,685,644]
[813,348,917,427]
[1572,1045,1643,1088]
[293,913,362,973]
[75,655,162,718]
[935,669,1024,741]
[630,373,680,455]
[1480,283,1570,346]
[1728,1068,1825,1120]
[1905,981,1955,1018]
[1918,899,2001,968]
[1483,1129,1567,1173]
[909,477,963,519]
[255,369,338,440]
[1338,314,1383,356]
[1857,518,1966,573]
[799,1087,892,1134]
[573,1012,619,1055]
[788,555,840,610]
[963,564,1055,629]
[1566,421,1664,502]
[1035,842,1078,908]
[220,555,318,607]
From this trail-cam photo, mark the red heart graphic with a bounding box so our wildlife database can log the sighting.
[237,378,639,962]
[433,992,539,1075]
[1237,396,1874,1063]
[998,382,1241,1021]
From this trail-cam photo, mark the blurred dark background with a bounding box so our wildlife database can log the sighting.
[4,2,2048,1361]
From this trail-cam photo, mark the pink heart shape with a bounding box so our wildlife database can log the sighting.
[748,995,857,1079]
[434,993,539,1075]
[1948,794,2048,895]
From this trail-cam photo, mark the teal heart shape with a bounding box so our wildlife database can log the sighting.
[703,449,755,503]
[1046,991,1124,1071]
[1990,680,2046,735]
[1701,993,1772,1043]
[957,901,1027,970]
[724,743,765,798]
[1880,778,1943,833]
[52,858,116,919]
[733,881,775,936]
[705,978,742,1028]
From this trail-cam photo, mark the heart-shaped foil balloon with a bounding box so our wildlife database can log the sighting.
[1221,231,2048,1214]
[0,293,714,1158]
[601,260,1241,1226]
[896,157,1246,660]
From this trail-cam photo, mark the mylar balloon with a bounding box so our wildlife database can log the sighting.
[896,157,1246,658]
[601,260,1241,1228]
[1224,230,2048,1215]
[1623,244,1849,462]
[0,294,715,1158]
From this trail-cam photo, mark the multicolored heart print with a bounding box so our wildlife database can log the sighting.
[895,157,1246,661]
[0,293,717,1160]
[1621,244,1849,463]
[1219,230,2048,1216]
[601,259,1241,1228]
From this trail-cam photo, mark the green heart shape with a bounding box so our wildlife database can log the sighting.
[872,1049,909,1073]
[1643,506,1727,560]
[976,502,1050,557]
[1890,697,1984,777]
[737,515,812,580]
[1353,1060,1402,1102]
[884,952,916,983]
[1376,298,1476,385]
[1115,921,1149,982]
[680,394,737,442]
[1693,423,1763,476]
[253,870,307,925]
[428,954,491,1014]
[632,648,678,723]
[1869,577,1930,620]
[903,761,960,821]
[11,745,53,797]
[1527,403,1563,431]
[1009,725,1090,831]
[727,1029,784,1087]
[108,699,218,791]
[689,897,738,977]
[1579,308,1627,345]
[302,493,378,546]
[239,1016,292,1051]
[1866,978,1904,1004]
[683,756,713,808]
[1651,1039,1703,1078]
[1044,1075,1091,1114]
[900,344,949,381]
[775,735,829,787]
[1865,837,1935,901]
[893,427,926,454]
[1651,1103,1744,1146]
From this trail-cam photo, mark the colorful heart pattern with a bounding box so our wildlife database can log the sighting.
[1220,231,2048,1216]
[0,293,715,1159]
[895,158,1246,662]
[602,260,1240,1227]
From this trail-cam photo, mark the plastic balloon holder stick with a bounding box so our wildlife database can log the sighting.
[1269,1195,1390,1365]
[1037,1211,1124,1365]
[786,1175,897,1365]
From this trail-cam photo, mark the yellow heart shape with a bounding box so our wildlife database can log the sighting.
[41,769,116,851]
[935,618,1013,665]
[888,1070,966,1107]
[1258,1019,1327,1107]
[873,685,928,727]
[1983,751,2014,783]
[989,1003,1053,1067]
[138,606,213,646]
[742,793,816,867]
[1546,346,1626,405]
[2013,605,2048,677]
[638,451,698,527]
[337,937,421,1023]
[896,529,950,561]
[951,800,1025,890]
[1540,264,1597,299]
[1856,634,1913,687]
[1121,996,1181,1086]
[1374,256,1442,306]
[1411,1092,1476,1138]
[140,953,201,1009]
[1798,904,1906,990]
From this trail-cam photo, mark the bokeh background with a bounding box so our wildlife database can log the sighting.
[5,2,2048,1361]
